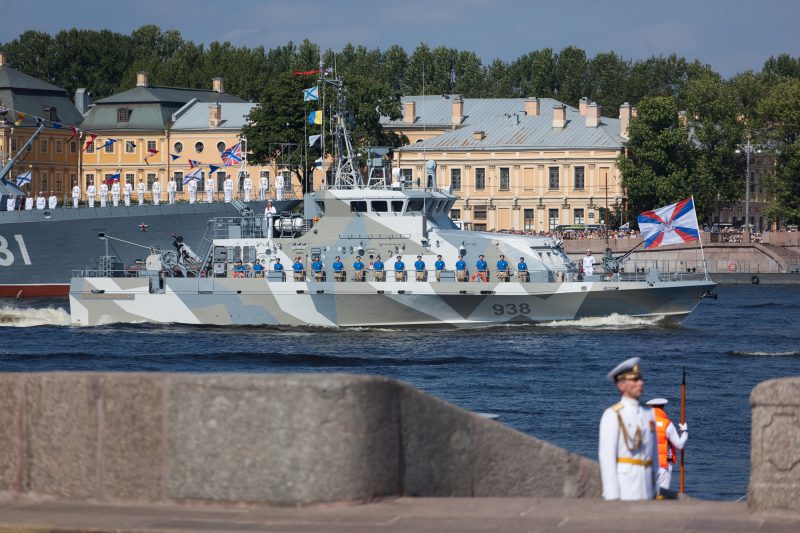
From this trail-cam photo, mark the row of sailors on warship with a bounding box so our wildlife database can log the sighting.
[8,175,287,211]
[229,254,532,282]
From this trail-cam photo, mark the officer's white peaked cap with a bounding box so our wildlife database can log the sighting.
[646,398,668,406]
[607,356,642,382]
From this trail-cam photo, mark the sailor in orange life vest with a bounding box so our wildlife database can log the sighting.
[599,357,658,500]
[645,398,688,491]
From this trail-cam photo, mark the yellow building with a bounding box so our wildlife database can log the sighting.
[0,51,83,201]
[383,95,630,232]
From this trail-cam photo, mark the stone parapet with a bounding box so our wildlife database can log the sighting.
[749,377,800,511]
[0,373,600,505]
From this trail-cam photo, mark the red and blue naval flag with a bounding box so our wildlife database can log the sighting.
[221,143,243,167]
[637,196,700,249]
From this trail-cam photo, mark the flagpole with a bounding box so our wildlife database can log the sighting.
[693,195,709,279]
[680,367,686,494]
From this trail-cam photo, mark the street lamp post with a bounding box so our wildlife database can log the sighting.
[736,136,762,242]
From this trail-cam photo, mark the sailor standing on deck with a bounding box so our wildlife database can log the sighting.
[167,177,177,204]
[111,181,120,207]
[36,192,46,210]
[136,178,146,206]
[583,249,595,276]
[264,200,277,237]
[275,172,284,201]
[99,181,108,207]
[435,255,445,281]
[123,180,132,206]
[414,255,426,282]
[394,256,406,281]
[87,181,96,207]
[223,175,234,203]
[353,256,365,282]
[151,179,161,205]
[599,357,658,500]
[187,177,197,204]
[646,398,688,492]
[517,257,529,282]
[243,174,253,202]
[71,183,81,208]
[205,175,214,203]
[48,191,57,210]
[259,173,269,201]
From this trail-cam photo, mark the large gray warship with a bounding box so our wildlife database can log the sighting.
[69,77,716,328]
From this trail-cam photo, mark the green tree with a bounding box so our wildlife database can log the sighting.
[586,51,629,112]
[508,48,556,98]
[554,46,587,106]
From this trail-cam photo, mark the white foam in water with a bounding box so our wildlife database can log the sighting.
[729,350,800,357]
[538,313,665,329]
[0,305,72,328]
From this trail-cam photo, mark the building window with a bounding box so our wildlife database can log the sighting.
[548,208,559,230]
[548,167,559,190]
[146,140,157,152]
[147,173,156,188]
[104,140,114,153]
[174,142,183,153]
[475,168,486,190]
[574,166,585,190]
[117,108,130,122]
[55,140,63,153]
[574,208,585,225]
[524,208,535,231]
[86,173,94,185]
[70,141,77,153]
[40,139,48,153]
[197,172,205,191]
[450,168,461,191]
[217,141,226,153]
[450,208,461,220]
[217,171,226,191]
[11,138,17,151]
[56,173,63,192]
[473,207,487,220]
[85,141,95,153]
[473,223,487,231]
[125,173,135,186]
[400,168,413,185]
[40,174,47,191]
[499,167,510,191]
[260,170,269,180]
[70,173,77,186]
[174,172,184,192]
[195,142,204,153]
[125,141,136,153]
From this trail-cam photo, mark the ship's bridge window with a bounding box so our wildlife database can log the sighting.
[391,200,405,213]
[370,200,388,213]
[407,198,424,212]
[350,201,367,213]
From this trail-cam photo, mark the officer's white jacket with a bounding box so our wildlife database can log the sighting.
[599,396,657,500]
[71,186,80,197]
[168,180,177,192]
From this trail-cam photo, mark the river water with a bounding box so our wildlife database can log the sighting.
[1,284,798,501]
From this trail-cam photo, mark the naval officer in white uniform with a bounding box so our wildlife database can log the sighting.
[599,357,657,500]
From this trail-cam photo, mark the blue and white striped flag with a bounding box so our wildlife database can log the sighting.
[16,170,32,187]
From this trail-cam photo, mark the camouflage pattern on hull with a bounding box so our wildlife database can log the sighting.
[69,276,716,328]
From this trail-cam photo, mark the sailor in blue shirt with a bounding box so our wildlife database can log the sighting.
[332,255,345,282]
[434,255,445,281]
[414,255,426,282]
[496,254,509,282]
[455,255,467,282]
[253,260,264,278]
[373,255,385,282]
[394,255,406,282]
[473,254,488,282]
[292,256,305,281]
[517,256,529,282]
[272,257,285,281]
[353,255,365,282]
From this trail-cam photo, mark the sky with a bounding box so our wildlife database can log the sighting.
[0,0,797,77]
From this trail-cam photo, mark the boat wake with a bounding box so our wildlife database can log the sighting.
[0,305,71,328]
[727,350,800,357]
[537,314,669,330]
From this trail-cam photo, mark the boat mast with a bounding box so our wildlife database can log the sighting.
[320,76,364,190]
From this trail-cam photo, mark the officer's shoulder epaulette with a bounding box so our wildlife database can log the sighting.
[611,402,624,412]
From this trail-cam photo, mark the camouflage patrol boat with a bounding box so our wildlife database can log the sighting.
[69,76,715,328]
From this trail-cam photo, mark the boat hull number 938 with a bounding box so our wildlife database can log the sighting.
[0,234,32,267]
[492,303,531,315]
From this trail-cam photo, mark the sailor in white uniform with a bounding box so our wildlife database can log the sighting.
[35,193,46,210]
[223,175,234,203]
[123,181,132,207]
[111,181,120,207]
[205,176,214,203]
[72,184,81,208]
[583,249,595,276]
[86,182,96,207]
[99,182,109,207]
[599,357,658,500]
[48,191,57,209]
[275,173,284,201]
[151,180,161,205]
[259,173,268,201]
[167,178,177,204]
[188,178,197,204]
[646,398,688,492]
[136,179,146,206]
[242,174,253,202]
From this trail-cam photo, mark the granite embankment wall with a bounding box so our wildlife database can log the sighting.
[750,377,800,511]
[0,373,601,505]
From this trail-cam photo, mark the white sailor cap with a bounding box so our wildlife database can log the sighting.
[646,398,668,407]
[607,357,642,382]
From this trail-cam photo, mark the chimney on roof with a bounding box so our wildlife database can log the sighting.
[403,100,416,124]
[678,110,688,127]
[552,104,566,128]
[586,103,601,128]
[0,51,6,67]
[136,71,149,88]
[524,97,540,116]
[579,97,589,116]
[452,95,464,127]
[209,103,222,128]
[74,88,93,116]
[473,130,485,141]
[631,107,638,118]
[619,102,632,139]
[212,77,225,94]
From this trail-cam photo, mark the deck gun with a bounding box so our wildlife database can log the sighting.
[601,241,644,273]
